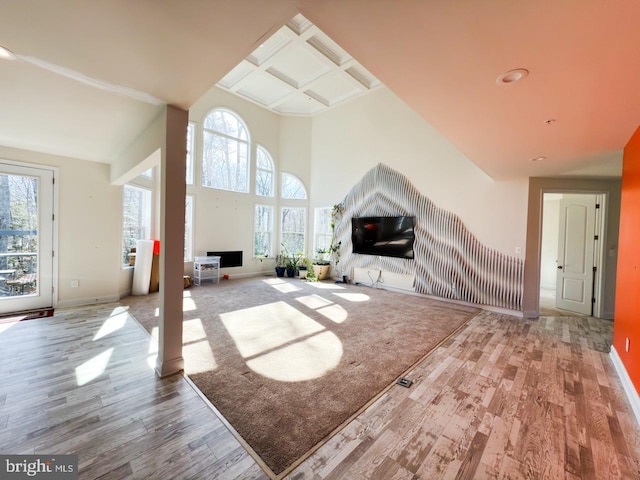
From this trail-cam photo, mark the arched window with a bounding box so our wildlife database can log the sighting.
[255,145,275,197]
[281,173,307,199]
[202,109,250,192]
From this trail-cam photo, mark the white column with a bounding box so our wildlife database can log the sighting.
[155,105,188,377]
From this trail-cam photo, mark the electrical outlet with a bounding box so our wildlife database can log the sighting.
[70,279,79,288]
[626,337,630,352]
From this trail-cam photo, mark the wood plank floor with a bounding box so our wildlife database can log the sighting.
[0,304,267,480]
[289,311,640,479]
[1,303,639,479]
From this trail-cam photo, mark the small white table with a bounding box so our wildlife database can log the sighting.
[193,256,220,285]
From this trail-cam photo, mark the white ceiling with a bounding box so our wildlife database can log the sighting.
[217,14,381,115]
[0,1,636,179]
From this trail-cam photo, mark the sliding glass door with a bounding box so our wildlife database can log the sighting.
[0,162,54,314]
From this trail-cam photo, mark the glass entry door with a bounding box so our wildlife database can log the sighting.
[0,163,54,314]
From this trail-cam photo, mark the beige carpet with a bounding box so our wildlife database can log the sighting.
[122,276,480,475]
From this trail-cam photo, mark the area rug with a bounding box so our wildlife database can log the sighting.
[121,277,480,476]
[0,307,54,324]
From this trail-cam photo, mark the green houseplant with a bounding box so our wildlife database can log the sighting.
[275,252,286,277]
[285,253,302,278]
[304,258,317,282]
[298,256,310,279]
[316,248,329,262]
[312,257,330,280]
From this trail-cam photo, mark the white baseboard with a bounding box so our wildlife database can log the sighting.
[155,355,184,378]
[57,294,120,309]
[610,346,640,426]
[221,271,272,279]
[352,267,415,292]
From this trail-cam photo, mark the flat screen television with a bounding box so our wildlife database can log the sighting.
[351,216,415,259]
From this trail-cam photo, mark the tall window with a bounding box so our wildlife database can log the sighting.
[255,145,275,197]
[202,109,249,192]
[281,207,306,255]
[281,173,306,199]
[122,185,152,266]
[254,205,274,257]
[314,207,332,254]
[184,194,194,261]
[186,122,195,185]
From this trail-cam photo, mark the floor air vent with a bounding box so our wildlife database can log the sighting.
[396,377,413,388]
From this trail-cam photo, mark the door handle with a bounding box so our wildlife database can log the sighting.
[557,265,563,269]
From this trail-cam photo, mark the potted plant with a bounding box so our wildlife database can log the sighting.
[275,252,286,277]
[286,253,302,278]
[316,248,329,262]
[304,258,316,281]
[299,257,309,279]
[313,258,331,280]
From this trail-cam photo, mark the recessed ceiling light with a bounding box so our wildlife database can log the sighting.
[496,68,529,85]
[0,45,16,60]
[530,156,546,162]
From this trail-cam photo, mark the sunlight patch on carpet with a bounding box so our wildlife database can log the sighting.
[295,294,333,309]
[146,319,217,373]
[152,295,197,317]
[296,294,349,323]
[333,292,370,302]
[184,340,217,374]
[183,297,197,312]
[317,304,348,323]
[184,318,207,343]
[221,301,343,381]
[308,282,346,290]
[263,277,303,293]
[247,330,342,382]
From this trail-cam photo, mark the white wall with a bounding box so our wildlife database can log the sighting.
[279,116,312,183]
[540,195,561,289]
[0,146,122,306]
[187,87,308,276]
[309,87,529,257]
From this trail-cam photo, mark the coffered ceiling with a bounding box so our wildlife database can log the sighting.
[216,14,381,115]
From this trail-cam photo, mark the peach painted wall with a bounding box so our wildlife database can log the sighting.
[614,125,640,389]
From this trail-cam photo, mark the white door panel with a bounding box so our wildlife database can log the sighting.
[0,163,54,314]
[556,195,595,315]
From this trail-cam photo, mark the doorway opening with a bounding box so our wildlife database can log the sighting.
[540,192,606,317]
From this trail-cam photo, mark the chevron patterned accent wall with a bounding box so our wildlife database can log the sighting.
[333,163,524,310]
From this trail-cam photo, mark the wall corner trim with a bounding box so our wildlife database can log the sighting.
[610,345,640,426]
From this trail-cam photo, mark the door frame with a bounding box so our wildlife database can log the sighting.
[0,158,59,309]
[523,177,621,318]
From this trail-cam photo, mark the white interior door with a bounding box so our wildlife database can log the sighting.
[0,162,54,314]
[555,195,596,315]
